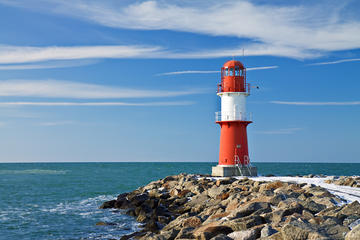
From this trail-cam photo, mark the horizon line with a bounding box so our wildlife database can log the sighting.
[0,161,359,164]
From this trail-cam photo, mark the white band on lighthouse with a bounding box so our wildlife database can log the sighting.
[217,92,249,121]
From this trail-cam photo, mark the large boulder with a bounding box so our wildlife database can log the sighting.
[228,202,271,219]
[346,224,360,240]
[117,192,129,201]
[99,200,116,209]
[208,185,228,198]
[211,234,233,240]
[259,181,286,192]
[269,194,288,206]
[158,229,179,240]
[281,219,327,240]
[175,227,195,239]
[182,216,202,228]
[311,196,339,208]
[349,218,360,229]
[114,198,133,209]
[260,224,278,238]
[319,223,349,239]
[228,229,257,240]
[227,215,265,231]
[193,222,233,239]
[216,178,235,186]
[138,232,166,240]
[302,200,326,214]
[130,193,149,206]
[339,201,360,217]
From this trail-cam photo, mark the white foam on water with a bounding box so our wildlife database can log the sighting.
[0,207,35,223]
[87,232,122,240]
[38,194,140,239]
[0,169,68,175]
[0,214,9,221]
[249,176,360,203]
[85,212,141,240]
[41,195,116,216]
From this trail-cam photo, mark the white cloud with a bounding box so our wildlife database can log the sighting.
[0,79,202,99]
[1,0,359,59]
[271,101,360,106]
[0,45,163,64]
[157,70,220,76]
[256,128,303,135]
[157,66,278,76]
[0,44,317,64]
[0,60,99,70]
[308,58,360,66]
[160,43,318,59]
[247,66,279,71]
[39,121,75,126]
[0,101,194,107]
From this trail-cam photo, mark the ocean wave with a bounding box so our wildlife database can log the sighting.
[41,195,116,216]
[85,221,141,240]
[40,195,140,239]
[1,194,139,239]
[0,213,9,222]
[0,207,36,223]
[0,169,68,175]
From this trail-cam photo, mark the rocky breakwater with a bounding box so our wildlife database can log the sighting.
[100,174,360,240]
[324,176,360,188]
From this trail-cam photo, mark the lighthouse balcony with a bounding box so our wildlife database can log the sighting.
[215,111,252,122]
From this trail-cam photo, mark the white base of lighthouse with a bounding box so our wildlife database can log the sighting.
[212,165,257,177]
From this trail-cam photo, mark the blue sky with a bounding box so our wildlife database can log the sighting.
[0,0,359,163]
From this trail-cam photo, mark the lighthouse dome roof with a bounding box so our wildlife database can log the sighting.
[223,60,244,69]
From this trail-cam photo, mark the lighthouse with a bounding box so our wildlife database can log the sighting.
[212,60,258,177]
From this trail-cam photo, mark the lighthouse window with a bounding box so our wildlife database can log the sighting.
[224,68,228,76]
[229,68,234,76]
[235,66,240,76]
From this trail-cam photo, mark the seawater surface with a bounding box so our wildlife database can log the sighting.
[0,162,359,240]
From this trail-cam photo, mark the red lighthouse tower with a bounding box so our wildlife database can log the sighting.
[212,60,257,176]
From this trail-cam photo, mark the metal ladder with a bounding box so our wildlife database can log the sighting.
[244,156,251,175]
[234,155,245,176]
[235,155,251,176]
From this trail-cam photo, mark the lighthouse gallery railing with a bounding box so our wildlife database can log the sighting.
[215,111,252,122]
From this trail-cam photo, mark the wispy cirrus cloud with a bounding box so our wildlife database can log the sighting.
[256,128,303,135]
[307,58,360,66]
[0,60,99,70]
[0,45,163,64]
[157,66,278,76]
[157,70,220,76]
[1,1,360,59]
[0,101,194,107]
[0,0,360,58]
[247,66,279,71]
[0,44,316,64]
[39,121,75,126]
[271,101,360,106]
[0,79,203,99]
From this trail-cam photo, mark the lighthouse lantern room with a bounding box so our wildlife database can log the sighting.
[212,60,258,177]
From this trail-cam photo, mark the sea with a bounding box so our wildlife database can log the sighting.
[0,162,359,240]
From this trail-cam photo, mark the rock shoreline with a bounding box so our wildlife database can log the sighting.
[323,176,360,188]
[100,174,360,240]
